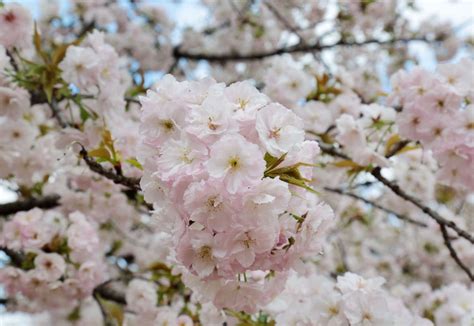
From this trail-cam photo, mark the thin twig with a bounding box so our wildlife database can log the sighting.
[264,1,307,46]
[93,280,127,305]
[324,187,428,227]
[318,139,474,244]
[371,167,474,244]
[440,224,474,281]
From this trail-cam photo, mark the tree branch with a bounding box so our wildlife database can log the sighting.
[93,280,127,305]
[440,224,474,281]
[174,36,429,62]
[371,167,474,244]
[317,139,474,244]
[79,147,141,192]
[324,186,428,227]
[0,194,60,216]
[318,142,350,160]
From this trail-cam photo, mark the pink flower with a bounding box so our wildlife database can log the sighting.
[224,80,269,124]
[183,180,236,232]
[156,133,208,182]
[0,87,30,120]
[218,225,278,268]
[67,212,100,264]
[0,3,33,49]
[178,229,221,278]
[140,94,186,146]
[186,93,238,144]
[59,46,99,89]
[256,103,305,157]
[126,279,158,314]
[34,253,66,282]
[206,134,265,194]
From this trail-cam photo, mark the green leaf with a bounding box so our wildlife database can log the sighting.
[279,174,318,194]
[125,158,143,170]
[88,147,112,161]
[332,160,362,169]
[384,134,401,156]
[67,306,81,321]
[95,294,124,326]
[79,105,91,122]
[264,152,287,172]
[20,252,37,271]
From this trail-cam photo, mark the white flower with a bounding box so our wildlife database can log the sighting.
[33,253,66,282]
[186,93,237,143]
[206,134,265,194]
[59,46,99,89]
[256,103,305,157]
[224,80,269,122]
[157,133,208,181]
[0,3,33,49]
[0,87,29,119]
[126,279,158,314]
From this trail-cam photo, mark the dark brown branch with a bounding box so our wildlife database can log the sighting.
[79,147,141,192]
[5,49,19,72]
[318,141,350,160]
[174,36,429,62]
[93,280,127,305]
[0,194,60,216]
[440,224,474,281]
[324,187,428,227]
[371,167,474,244]
[49,97,68,128]
[317,138,473,244]
[386,140,410,158]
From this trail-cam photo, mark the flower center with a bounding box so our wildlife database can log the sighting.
[161,119,175,132]
[208,117,218,131]
[181,152,192,164]
[199,246,212,259]
[207,196,221,211]
[228,157,240,169]
[238,98,249,110]
[4,11,15,23]
[268,128,281,139]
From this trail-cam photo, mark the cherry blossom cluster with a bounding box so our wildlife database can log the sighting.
[265,271,432,325]
[60,31,129,115]
[389,58,474,191]
[138,75,335,312]
[396,282,474,325]
[0,208,107,310]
